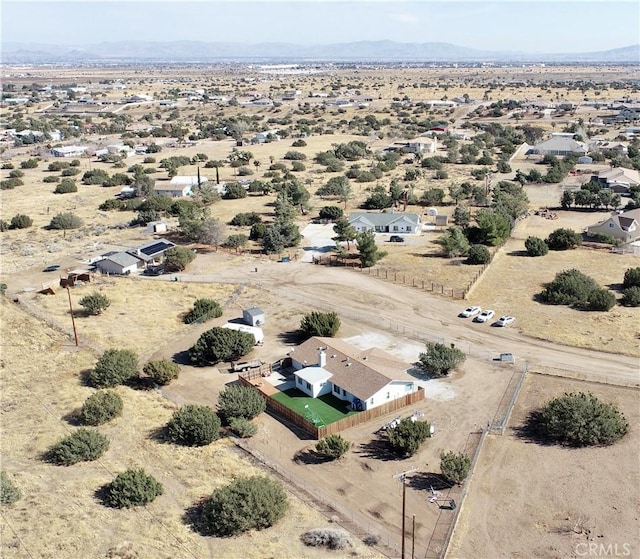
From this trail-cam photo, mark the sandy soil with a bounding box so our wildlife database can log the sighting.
[449,373,640,559]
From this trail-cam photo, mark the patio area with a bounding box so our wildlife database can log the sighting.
[271,387,359,426]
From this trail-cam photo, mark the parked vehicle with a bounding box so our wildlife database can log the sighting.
[389,235,405,243]
[496,316,516,327]
[231,359,264,373]
[497,353,515,364]
[460,306,481,318]
[475,309,495,323]
[43,264,60,272]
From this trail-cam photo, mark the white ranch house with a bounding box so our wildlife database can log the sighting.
[348,212,421,234]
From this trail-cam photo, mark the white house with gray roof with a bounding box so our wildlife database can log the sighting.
[348,212,421,234]
[95,252,142,275]
[528,136,587,156]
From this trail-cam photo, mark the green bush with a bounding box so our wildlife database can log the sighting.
[61,167,80,177]
[387,418,432,457]
[540,269,600,307]
[88,349,138,388]
[1,178,23,190]
[46,428,109,465]
[189,327,255,365]
[54,179,77,194]
[196,476,288,536]
[20,158,39,169]
[163,246,195,272]
[80,391,123,425]
[43,175,60,183]
[8,169,24,178]
[440,451,471,485]
[300,311,341,338]
[103,469,163,508]
[229,212,262,227]
[166,404,221,446]
[318,206,343,221]
[418,342,466,377]
[223,182,247,199]
[9,214,33,230]
[315,434,350,460]
[588,288,617,311]
[0,471,21,505]
[183,298,222,324]
[622,267,640,289]
[217,385,266,421]
[284,150,307,161]
[48,212,83,230]
[79,292,110,315]
[143,359,180,385]
[291,139,307,147]
[229,417,258,438]
[621,286,640,307]
[546,228,582,250]
[524,236,548,256]
[48,161,69,171]
[465,244,491,265]
[526,392,628,447]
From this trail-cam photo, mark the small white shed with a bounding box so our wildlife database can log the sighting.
[242,307,265,327]
[222,323,264,345]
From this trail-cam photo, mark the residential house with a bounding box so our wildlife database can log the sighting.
[528,136,588,156]
[127,240,176,267]
[95,252,142,275]
[586,208,640,243]
[152,175,207,198]
[290,337,418,411]
[348,212,421,234]
[50,145,89,158]
[591,168,640,193]
[387,137,437,155]
[252,129,280,143]
[588,139,628,155]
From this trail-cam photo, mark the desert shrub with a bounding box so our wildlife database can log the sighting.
[196,476,287,536]
[237,166,253,176]
[540,269,600,307]
[80,391,123,425]
[9,214,33,230]
[0,471,21,505]
[48,161,69,171]
[301,528,352,550]
[440,451,472,485]
[249,222,268,240]
[230,212,262,226]
[43,175,60,183]
[291,139,307,147]
[315,434,350,460]
[588,288,617,311]
[88,349,138,388]
[291,161,306,172]
[546,228,582,250]
[183,298,222,324]
[166,404,221,446]
[0,221,7,232]
[526,392,628,447]
[20,158,39,169]
[621,286,640,307]
[48,212,83,230]
[318,206,343,221]
[102,469,163,508]
[387,418,432,457]
[163,246,195,272]
[61,167,80,177]
[54,178,77,193]
[524,236,548,256]
[79,292,110,315]
[223,182,247,199]
[229,417,258,438]
[217,385,266,421]
[189,327,255,365]
[46,428,109,465]
[465,244,491,265]
[143,359,180,385]
[284,150,307,160]
[300,311,341,338]
[418,342,466,377]
[622,267,640,289]
[1,178,23,189]
[1,162,14,170]
[8,169,24,178]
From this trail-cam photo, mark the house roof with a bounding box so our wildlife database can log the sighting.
[597,167,640,186]
[128,240,176,261]
[170,176,208,186]
[296,366,333,384]
[532,136,587,153]
[588,208,640,233]
[348,212,420,227]
[100,252,140,268]
[292,337,412,401]
[244,307,264,317]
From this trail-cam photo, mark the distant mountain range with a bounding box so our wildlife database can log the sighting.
[2,41,639,64]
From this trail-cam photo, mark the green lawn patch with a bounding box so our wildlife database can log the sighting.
[271,388,359,425]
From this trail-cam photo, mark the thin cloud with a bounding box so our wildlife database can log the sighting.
[389,12,420,25]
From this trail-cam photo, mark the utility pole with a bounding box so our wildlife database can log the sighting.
[66,287,79,346]
[393,468,417,559]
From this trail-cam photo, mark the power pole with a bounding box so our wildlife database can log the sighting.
[66,287,79,346]
[393,468,417,559]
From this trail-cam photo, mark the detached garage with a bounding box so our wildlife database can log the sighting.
[96,252,141,275]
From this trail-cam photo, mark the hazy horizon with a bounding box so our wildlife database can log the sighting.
[2,1,639,54]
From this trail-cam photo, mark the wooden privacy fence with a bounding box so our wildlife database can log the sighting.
[239,372,425,439]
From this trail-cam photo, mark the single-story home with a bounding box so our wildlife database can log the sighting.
[387,137,437,155]
[153,182,192,198]
[528,136,588,156]
[243,307,265,327]
[290,337,418,411]
[591,167,640,193]
[95,252,142,275]
[348,212,421,234]
[50,145,89,158]
[586,208,640,243]
[127,239,176,266]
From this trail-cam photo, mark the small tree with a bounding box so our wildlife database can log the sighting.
[20,158,39,169]
[48,212,83,230]
[465,244,490,265]
[217,385,266,421]
[196,476,288,536]
[79,292,111,315]
[440,451,471,485]
[225,233,249,253]
[223,182,247,199]
[300,311,341,338]
[546,228,582,250]
[318,206,344,221]
[164,246,195,272]
[80,391,123,425]
[356,230,386,267]
[9,214,33,230]
[229,417,258,438]
[189,327,255,365]
[0,471,21,505]
[622,267,640,289]
[527,392,628,447]
[540,269,600,307]
[316,434,350,460]
[88,349,138,388]
[435,226,470,258]
[102,469,163,508]
[621,286,640,307]
[143,359,180,385]
[588,288,617,311]
[54,179,77,194]
[418,342,466,377]
[524,236,548,256]
[166,404,221,446]
[46,428,109,465]
[387,418,431,457]
[183,298,222,324]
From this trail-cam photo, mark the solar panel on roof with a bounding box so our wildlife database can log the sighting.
[140,241,172,256]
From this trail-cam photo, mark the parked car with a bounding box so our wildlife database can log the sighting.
[496,316,516,327]
[389,235,405,243]
[460,306,481,318]
[475,309,495,323]
[43,264,61,272]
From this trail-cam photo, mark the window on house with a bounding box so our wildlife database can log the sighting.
[393,226,398,231]
[297,377,302,384]
[387,392,390,399]
[333,385,339,393]
[306,381,311,390]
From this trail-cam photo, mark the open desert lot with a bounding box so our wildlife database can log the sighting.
[448,373,640,559]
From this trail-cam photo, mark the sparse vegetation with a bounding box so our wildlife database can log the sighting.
[300,311,341,338]
[48,212,83,230]
[166,404,221,446]
[228,417,258,438]
[0,471,22,505]
[79,292,111,315]
[315,434,350,460]
[440,451,472,485]
[301,528,352,550]
[387,418,432,457]
[88,349,138,388]
[79,391,123,426]
[45,428,109,465]
[143,359,180,385]
[102,469,163,508]
[418,342,466,377]
[183,298,222,324]
[217,385,266,421]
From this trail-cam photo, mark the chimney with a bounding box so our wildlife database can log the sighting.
[318,350,327,368]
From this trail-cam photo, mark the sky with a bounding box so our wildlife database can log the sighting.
[2,1,639,54]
